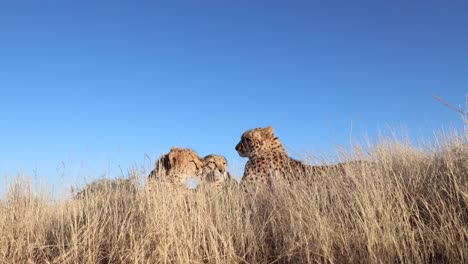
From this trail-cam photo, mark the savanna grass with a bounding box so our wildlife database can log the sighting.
[0,134,466,263]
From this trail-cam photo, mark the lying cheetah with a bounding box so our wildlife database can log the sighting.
[198,154,235,188]
[146,147,203,192]
[235,126,350,184]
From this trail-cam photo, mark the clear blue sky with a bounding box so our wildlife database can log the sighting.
[1,1,467,191]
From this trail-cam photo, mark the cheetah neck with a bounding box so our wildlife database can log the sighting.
[252,137,287,158]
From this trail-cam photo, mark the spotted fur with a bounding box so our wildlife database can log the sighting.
[235,126,308,184]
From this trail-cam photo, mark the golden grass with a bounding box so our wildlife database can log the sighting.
[1,134,467,263]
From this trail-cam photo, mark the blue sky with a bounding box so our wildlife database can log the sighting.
[0,1,467,192]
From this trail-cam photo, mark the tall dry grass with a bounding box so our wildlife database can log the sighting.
[0,134,467,263]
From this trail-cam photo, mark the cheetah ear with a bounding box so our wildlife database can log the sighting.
[167,152,177,167]
[191,153,203,169]
[164,155,172,170]
[157,154,171,171]
[263,125,274,138]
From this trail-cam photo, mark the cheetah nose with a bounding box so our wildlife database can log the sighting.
[235,144,240,151]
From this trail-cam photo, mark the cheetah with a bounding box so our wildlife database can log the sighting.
[235,126,351,185]
[235,126,311,184]
[198,154,236,189]
[146,147,204,192]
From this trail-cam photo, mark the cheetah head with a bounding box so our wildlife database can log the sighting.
[150,147,204,184]
[202,154,229,182]
[235,126,277,157]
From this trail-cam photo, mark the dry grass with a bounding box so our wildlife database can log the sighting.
[0,134,467,264]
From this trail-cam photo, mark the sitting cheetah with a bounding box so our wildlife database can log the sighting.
[235,126,309,184]
[146,147,204,192]
[198,154,236,188]
[235,126,349,184]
